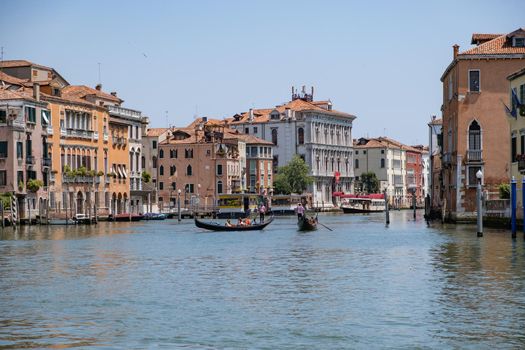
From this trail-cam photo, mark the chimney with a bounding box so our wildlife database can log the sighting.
[33,83,40,102]
[110,91,117,96]
[453,44,459,59]
[95,83,102,91]
[285,107,291,119]
[202,116,208,122]
[249,108,254,121]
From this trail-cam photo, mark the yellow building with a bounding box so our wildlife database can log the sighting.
[508,67,525,215]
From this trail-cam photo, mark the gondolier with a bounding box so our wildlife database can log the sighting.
[296,202,305,220]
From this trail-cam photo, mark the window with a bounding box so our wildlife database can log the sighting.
[298,127,304,145]
[185,183,194,193]
[159,182,164,190]
[25,106,36,123]
[355,150,359,155]
[41,110,50,125]
[16,142,23,159]
[0,142,7,158]
[245,128,249,134]
[217,180,223,194]
[170,149,177,158]
[469,70,480,92]
[468,121,481,150]
[187,165,192,176]
[467,166,482,187]
[381,158,385,168]
[512,135,517,162]
[159,165,164,176]
[521,134,525,156]
[0,109,6,123]
[152,156,157,169]
[152,140,157,149]
[273,155,278,173]
[355,159,359,169]
[17,171,23,185]
[171,182,177,190]
[513,37,525,47]
[253,127,258,133]
[185,149,193,158]
[170,165,176,176]
[271,128,278,145]
[217,164,223,175]
[363,150,367,155]
[0,171,6,186]
[159,149,164,158]
[381,149,385,154]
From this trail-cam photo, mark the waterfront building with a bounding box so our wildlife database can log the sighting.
[0,86,50,220]
[227,87,356,208]
[157,118,273,210]
[440,28,525,221]
[428,117,443,209]
[507,67,525,215]
[141,127,169,212]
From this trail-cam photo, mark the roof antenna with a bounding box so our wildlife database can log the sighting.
[165,110,169,128]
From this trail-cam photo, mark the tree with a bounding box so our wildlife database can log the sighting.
[273,155,312,194]
[361,171,379,194]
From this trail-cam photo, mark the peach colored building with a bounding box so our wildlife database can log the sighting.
[440,28,525,221]
[157,119,273,210]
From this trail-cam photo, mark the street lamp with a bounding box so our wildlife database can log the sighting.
[177,188,181,222]
[476,170,483,237]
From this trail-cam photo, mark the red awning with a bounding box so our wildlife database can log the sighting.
[332,191,345,197]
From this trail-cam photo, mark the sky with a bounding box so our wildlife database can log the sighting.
[1,0,523,145]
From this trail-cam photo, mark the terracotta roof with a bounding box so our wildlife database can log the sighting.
[461,29,525,55]
[0,71,27,86]
[187,117,228,128]
[146,128,169,137]
[0,88,36,101]
[227,132,273,145]
[471,33,503,44]
[62,85,122,103]
[428,118,442,125]
[353,136,423,153]
[0,60,52,70]
[230,98,355,124]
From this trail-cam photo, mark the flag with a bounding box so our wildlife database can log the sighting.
[503,99,516,119]
[512,89,521,118]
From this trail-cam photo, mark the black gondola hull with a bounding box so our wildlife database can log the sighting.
[194,216,274,231]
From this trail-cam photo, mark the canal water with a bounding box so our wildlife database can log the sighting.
[1,211,524,349]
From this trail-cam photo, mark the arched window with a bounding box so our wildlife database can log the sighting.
[187,165,192,176]
[468,120,481,150]
[217,180,223,194]
[159,165,164,176]
[170,165,176,176]
[159,149,164,158]
[152,156,157,169]
[298,127,304,145]
[271,129,278,145]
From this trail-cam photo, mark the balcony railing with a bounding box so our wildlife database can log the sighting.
[112,136,126,146]
[103,133,109,141]
[108,105,143,120]
[467,149,483,162]
[42,158,52,168]
[93,131,99,140]
[62,176,101,184]
[46,126,53,135]
[26,156,35,165]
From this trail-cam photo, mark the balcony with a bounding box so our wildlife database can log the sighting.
[93,131,99,140]
[442,152,452,166]
[26,156,35,165]
[108,105,143,121]
[112,136,126,147]
[467,149,483,163]
[63,176,101,184]
[62,128,94,140]
[46,126,53,135]
[103,133,109,141]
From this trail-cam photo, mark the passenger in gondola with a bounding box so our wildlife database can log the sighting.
[225,219,233,227]
[238,218,245,226]
[245,217,251,225]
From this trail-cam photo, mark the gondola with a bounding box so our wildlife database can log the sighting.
[194,216,274,231]
[297,215,317,231]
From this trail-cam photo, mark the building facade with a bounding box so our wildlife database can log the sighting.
[507,67,525,215]
[440,29,525,221]
[228,88,356,208]
[428,117,443,209]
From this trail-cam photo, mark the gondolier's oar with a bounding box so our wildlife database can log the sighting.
[318,222,333,231]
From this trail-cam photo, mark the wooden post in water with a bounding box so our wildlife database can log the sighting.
[384,190,390,225]
[0,201,4,229]
[412,191,416,220]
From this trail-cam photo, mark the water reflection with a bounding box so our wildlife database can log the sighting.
[0,213,525,348]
